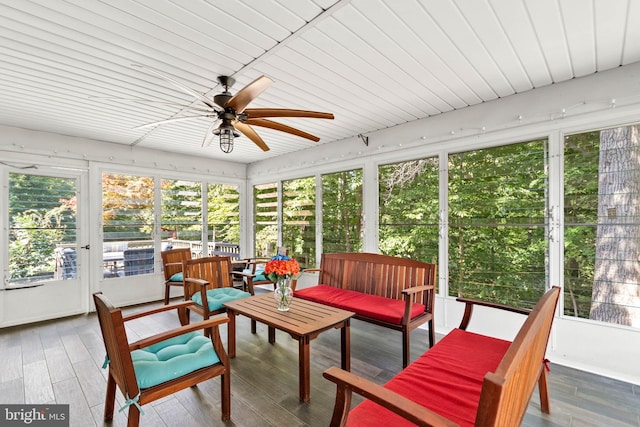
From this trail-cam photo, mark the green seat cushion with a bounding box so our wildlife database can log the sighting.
[168,272,183,282]
[192,288,251,311]
[131,331,220,389]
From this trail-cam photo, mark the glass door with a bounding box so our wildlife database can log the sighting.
[2,167,87,326]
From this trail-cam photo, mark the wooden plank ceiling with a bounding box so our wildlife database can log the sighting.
[0,0,638,164]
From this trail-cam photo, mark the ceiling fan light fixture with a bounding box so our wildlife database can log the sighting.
[214,123,240,153]
[219,128,234,153]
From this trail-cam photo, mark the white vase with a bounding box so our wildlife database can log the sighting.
[274,277,293,311]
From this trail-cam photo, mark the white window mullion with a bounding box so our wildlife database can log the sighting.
[315,174,322,265]
[547,131,563,298]
[362,159,378,253]
[438,151,449,298]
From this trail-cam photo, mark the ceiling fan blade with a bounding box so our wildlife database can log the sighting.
[134,115,213,130]
[245,118,320,142]
[244,108,334,120]
[226,75,273,113]
[202,119,220,147]
[132,64,219,110]
[234,121,270,152]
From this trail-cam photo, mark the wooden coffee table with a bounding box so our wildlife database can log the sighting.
[223,293,354,402]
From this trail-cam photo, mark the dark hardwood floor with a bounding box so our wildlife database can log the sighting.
[1,292,638,427]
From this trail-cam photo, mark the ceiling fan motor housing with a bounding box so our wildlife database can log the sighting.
[214,92,232,108]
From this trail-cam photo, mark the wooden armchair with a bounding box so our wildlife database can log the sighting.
[237,247,290,291]
[161,247,191,304]
[182,256,255,341]
[238,256,272,287]
[92,292,230,427]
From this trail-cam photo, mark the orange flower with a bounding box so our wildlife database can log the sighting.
[265,258,300,281]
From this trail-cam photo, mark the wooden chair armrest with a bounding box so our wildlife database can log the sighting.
[456,297,531,330]
[184,277,208,287]
[129,317,229,351]
[122,300,196,322]
[401,284,435,295]
[400,285,435,323]
[323,367,459,427]
[233,271,257,279]
[302,268,322,274]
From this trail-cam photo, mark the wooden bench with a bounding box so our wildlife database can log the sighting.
[323,286,561,427]
[294,252,437,368]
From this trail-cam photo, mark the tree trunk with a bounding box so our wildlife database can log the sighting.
[590,125,640,326]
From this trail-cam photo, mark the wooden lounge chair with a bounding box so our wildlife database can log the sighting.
[93,292,231,426]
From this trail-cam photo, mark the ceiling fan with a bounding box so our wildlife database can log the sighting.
[132,64,334,153]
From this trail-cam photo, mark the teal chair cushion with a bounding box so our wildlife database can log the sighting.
[242,268,268,282]
[192,288,251,311]
[131,331,219,389]
[168,272,183,282]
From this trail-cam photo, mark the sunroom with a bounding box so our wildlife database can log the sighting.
[1,1,639,425]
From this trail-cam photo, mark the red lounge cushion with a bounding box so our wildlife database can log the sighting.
[294,284,426,324]
[346,328,511,427]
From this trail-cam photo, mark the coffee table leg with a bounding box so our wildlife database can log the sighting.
[341,319,351,371]
[227,310,236,358]
[299,336,311,402]
[268,326,276,343]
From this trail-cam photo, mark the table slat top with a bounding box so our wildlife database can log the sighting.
[223,293,354,336]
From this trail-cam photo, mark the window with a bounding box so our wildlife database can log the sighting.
[379,158,439,264]
[282,177,316,268]
[162,178,202,243]
[448,140,548,308]
[254,182,278,257]
[207,183,240,245]
[102,172,154,278]
[564,125,640,327]
[8,172,77,285]
[322,169,363,253]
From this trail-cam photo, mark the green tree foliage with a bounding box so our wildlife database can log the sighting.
[448,141,548,308]
[564,131,600,318]
[9,210,66,280]
[8,173,76,281]
[208,183,240,243]
[379,158,439,265]
[254,183,278,257]
[322,169,363,253]
[161,179,202,241]
[282,176,316,268]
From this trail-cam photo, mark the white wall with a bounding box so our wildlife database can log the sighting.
[248,61,640,386]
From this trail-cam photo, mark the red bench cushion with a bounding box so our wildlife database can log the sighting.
[346,328,511,427]
[294,284,426,324]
